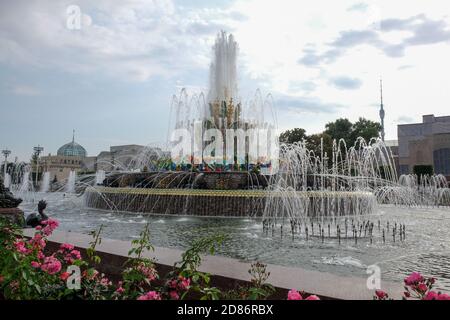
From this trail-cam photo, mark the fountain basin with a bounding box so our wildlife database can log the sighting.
[84,186,376,217]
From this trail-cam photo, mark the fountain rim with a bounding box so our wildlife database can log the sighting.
[86,186,375,198]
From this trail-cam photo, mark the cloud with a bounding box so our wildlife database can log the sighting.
[288,80,318,93]
[275,95,344,114]
[330,30,380,48]
[329,76,362,90]
[347,2,369,12]
[0,0,240,82]
[298,47,341,67]
[298,14,450,67]
[397,65,414,71]
[12,85,41,96]
[396,116,415,124]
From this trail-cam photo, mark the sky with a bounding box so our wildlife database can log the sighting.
[1,0,450,161]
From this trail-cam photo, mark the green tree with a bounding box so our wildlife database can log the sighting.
[305,133,333,158]
[350,117,382,145]
[279,128,306,144]
[324,118,353,145]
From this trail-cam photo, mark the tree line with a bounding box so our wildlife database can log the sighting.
[279,117,382,157]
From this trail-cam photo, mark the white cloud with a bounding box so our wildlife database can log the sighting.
[0,0,243,82]
[12,85,41,96]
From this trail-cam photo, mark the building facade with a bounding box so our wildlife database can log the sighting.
[398,114,450,178]
[40,137,91,182]
[96,145,146,171]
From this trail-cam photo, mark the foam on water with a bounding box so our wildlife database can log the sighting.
[314,256,366,269]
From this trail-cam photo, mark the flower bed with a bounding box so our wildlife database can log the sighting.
[0,216,320,300]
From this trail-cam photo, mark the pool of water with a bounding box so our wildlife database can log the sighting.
[18,192,450,293]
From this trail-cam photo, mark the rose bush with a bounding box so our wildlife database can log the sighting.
[0,216,282,300]
[373,272,450,300]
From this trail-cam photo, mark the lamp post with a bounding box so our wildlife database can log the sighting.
[33,145,44,187]
[2,149,11,180]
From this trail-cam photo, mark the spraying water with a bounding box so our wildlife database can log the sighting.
[95,170,106,185]
[208,31,238,104]
[66,171,76,193]
[19,171,31,193]
[4,173,11,188]
[40,171,50,193]
[167,31,277,171]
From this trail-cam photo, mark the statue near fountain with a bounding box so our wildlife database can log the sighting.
[0,178,24,225]
[25,200,48,228]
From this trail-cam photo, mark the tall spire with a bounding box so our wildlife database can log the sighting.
[72,129,75,143]
[379,79,385,142]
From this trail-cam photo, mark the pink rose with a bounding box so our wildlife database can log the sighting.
[137,291,161,300]
[438,293,450,300]
[100,277,111,287]
[417,283,428,293]
[169,279,178,289]
[305,295,320,300]
[40,256,62,275]
[14,241,30,254]
[116,287,125,294]
[60,272,70,281]
[64,250,82,264]
[287,289,303,300]
[59,243,75,252]
[404,272,424,286]
[423,291,439,300]
[41,219,59,236]
[178,276,191,291]
[146,291,161,300]
[375,290,388,299]
[37,251,45,260]
[30,234,46,250]
[137,264,157,281]
[169,290,179,300]
[31,261,41,268]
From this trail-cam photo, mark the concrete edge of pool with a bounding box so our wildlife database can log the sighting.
[23,229,405,300]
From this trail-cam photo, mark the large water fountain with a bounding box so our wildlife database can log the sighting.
[7,31,450,293]
[82,29,449,222]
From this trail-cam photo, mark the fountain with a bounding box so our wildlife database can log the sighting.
[19,171,31,193]
[40,171,50,193]
[66,171,76,193]
[3,172,11,189]
[167,31,278,173]
[84,32,449,220]
[83,32,432,221]
[95,170,106,185]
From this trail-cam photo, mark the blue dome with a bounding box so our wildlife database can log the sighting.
[57,141,87,157]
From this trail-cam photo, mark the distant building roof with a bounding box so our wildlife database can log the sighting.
[384,140,398,147]
[57,131,87,157]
